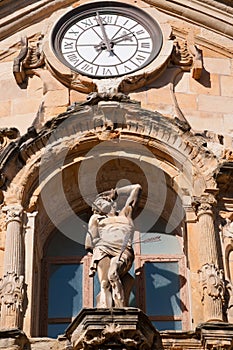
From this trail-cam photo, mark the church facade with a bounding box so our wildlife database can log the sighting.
[0,0,233,349]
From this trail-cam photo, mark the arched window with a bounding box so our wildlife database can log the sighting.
[40,211,189,338]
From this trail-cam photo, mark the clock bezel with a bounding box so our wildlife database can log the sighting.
[51,1,163,79]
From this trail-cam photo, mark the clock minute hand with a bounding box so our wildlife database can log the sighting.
[96,12,112,52]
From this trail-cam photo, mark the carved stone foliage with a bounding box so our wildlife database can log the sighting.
[199,264,224,303]
[0,272,24,316]
[66,308,161,350]
[193,193,217,217]
[13,36,45,86]
[4,204,23,224]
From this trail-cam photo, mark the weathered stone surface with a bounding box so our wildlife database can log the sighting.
[66,308,161,350]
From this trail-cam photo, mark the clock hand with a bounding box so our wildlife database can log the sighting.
[111,32,134,44]
[94,32,134,51]
[95,11,112,53]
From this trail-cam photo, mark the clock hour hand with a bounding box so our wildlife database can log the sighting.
[111,32,134,44]
[94,32,133,51]
[95,11,112,53]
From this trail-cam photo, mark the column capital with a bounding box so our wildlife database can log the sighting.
[192,193,217,218]
[2,204,23,224]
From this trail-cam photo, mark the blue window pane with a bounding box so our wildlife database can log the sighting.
[48,323,70,338]
[152,320,182,331]
[48,264,83,318]
[141,232,182,255]
[93,273,100,307]
[145,262,182,316]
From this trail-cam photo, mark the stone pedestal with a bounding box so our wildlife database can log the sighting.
[65,308,161,350]
[196,322,233,350]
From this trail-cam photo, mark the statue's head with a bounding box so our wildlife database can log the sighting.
[92,195,117,215]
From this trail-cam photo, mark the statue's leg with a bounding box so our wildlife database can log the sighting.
[97,256,112,308]
[122,273,135,306]
[108,256,125,307]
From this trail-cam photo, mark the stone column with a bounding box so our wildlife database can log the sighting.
[195,193,224,322]
[0,204,25,329]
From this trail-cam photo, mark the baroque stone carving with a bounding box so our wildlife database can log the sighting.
[66,308,161,350]
[4,204,23,224]
[0,272,24,315]
[82,323,151,350]
[171,39,203,80]
[193,193,217,217]
[199,264,224,303]
[13,36,45,85]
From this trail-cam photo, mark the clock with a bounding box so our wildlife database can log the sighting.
[51,1,163,78]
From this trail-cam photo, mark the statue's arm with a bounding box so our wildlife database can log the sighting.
[116,184,142,213]
[85,214,99,253]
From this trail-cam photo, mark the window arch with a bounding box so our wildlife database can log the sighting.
[40,208,189,338]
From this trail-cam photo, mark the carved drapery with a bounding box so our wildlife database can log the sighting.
[0,205,25,329]
[195,194,224,321]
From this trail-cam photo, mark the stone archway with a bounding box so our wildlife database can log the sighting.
[0,100,224,334]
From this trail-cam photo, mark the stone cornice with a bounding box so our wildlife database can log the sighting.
[0,0,75,41]
[144,0,233,40]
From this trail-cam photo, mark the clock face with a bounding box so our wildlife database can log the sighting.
[51,1,163,78]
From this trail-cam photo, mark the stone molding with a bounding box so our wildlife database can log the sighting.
[144,0,233,40]
[0,0,75,41]
[0,101,220,206]
[196,322,233,350]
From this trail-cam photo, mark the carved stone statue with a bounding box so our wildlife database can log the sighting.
[85,184,141,308]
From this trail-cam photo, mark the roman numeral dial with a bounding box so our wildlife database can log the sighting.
[52,1,163,78]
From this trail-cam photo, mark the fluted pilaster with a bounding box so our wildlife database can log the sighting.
[194,193,224,322]
[0,204,25,329]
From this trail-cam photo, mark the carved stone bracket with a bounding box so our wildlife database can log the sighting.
[171,39,203,80]
[65,308,161,350]
[13,36,45,86]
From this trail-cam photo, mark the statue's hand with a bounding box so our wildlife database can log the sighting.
[98,188,117,200]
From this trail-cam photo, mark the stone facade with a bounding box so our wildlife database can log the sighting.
[0,0,233,349]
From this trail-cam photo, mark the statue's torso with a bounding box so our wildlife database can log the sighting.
[96,214,134,248]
